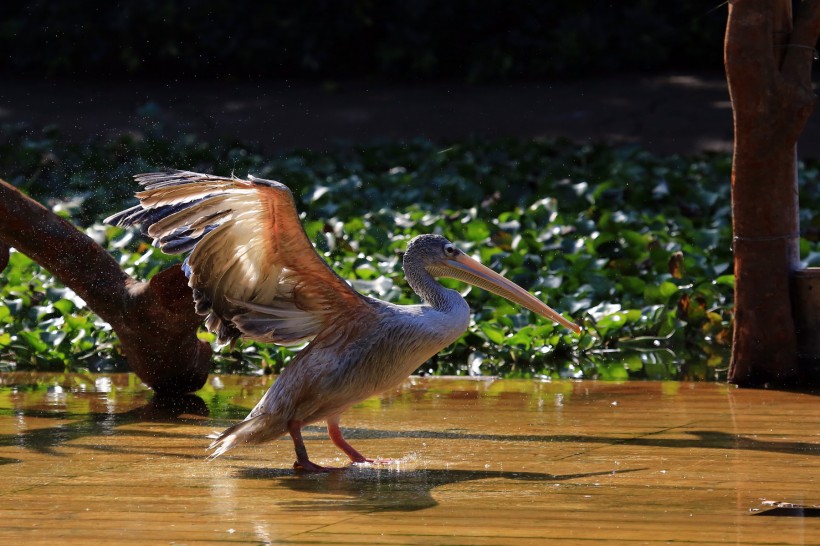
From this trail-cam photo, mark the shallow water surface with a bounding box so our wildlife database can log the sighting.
[0,373,818,544]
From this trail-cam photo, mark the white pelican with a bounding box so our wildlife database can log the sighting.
[106,171,580,471]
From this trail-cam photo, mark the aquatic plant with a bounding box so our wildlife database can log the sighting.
[1,129,792,380]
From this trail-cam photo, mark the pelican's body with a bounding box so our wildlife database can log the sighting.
[235,293,469,466]
[107,170,579,471]
[257,294,470,426]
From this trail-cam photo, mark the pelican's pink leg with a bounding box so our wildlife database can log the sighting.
[288,420,336,472]
[327,415,372,463]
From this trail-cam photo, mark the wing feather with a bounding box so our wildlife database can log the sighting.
[105,170,374,346]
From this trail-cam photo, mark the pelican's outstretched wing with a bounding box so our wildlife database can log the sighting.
[106,170,373,346]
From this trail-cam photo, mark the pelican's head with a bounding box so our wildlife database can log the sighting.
[404,234,581,333]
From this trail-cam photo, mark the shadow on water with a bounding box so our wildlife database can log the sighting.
[316,427,820,457]
[0,393,209,455]
[236,466,647,512]
[1,406,817,460]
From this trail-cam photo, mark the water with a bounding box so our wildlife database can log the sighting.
[0,373,817,544]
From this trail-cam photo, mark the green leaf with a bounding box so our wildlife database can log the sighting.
[53,299,76,316]
[659,281,679,298]
[480,323,506,345]
[18,331,48,353]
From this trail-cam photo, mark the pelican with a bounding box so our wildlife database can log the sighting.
[106,170,580,471]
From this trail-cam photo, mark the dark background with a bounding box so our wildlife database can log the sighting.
[1,1,724,82]
[1,2,751,158]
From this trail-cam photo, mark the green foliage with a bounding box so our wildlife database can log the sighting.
[1,1,724,81]
[0,247,121,372]
[0,127,750,379]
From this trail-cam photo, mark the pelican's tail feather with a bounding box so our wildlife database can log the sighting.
[206,413,287,460]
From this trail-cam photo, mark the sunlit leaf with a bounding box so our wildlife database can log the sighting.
[480,323,506,345]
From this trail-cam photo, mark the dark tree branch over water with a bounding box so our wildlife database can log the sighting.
[0,178,210,393]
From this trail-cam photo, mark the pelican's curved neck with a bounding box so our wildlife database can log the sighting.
[404,259,462,312]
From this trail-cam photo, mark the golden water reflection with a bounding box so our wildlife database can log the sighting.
[0,373,817,544]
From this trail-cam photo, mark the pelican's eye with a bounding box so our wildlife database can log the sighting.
[443,244,456,256]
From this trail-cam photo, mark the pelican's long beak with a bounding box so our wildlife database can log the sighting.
[436,252,582,334]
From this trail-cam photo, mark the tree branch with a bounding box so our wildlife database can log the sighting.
[724,0,820,385]
[781,0,820,100]
[725,0,807,385]
[725,0,776,124]
[0,240,8,274]
[0,179,211,393]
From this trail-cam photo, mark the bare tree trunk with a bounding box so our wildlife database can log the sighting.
[0,179,211,394]
[725,0,820,386]
[0,241,8,274]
